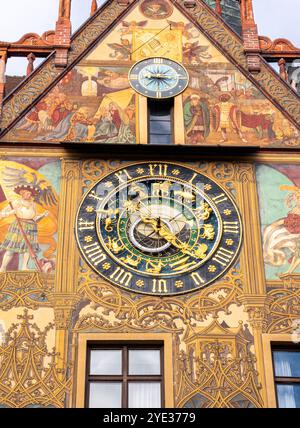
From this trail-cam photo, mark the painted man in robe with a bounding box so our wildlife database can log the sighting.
[213,93,247,143]
[0,185,48,272]
[184,94,210,144]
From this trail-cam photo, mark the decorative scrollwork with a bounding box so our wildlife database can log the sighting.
[267,286,300,334]
[0,272,54,310]
[0,309,70,408]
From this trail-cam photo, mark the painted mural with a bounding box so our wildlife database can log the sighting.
[0,158,60,273]
[257,164,300,280]
[4,0,300,146]
[10,67,136,144]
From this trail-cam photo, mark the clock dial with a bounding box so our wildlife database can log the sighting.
[76,163,242,295]
[129,58,189,98]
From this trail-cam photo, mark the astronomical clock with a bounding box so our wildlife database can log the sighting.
[76,162,242,295]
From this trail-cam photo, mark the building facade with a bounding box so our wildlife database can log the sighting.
[0,0,299,408]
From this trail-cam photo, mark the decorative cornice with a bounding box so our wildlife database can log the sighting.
[259,36,300,58]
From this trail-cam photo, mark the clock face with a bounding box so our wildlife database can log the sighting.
[129,58,189,98]
[75,162,242,295]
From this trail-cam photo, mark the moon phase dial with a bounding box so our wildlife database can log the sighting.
[75,163,242,295]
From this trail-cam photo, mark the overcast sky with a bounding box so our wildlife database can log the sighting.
[0,0,299,75]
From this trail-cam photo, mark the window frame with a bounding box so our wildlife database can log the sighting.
[271,344,300,407]
[262,334,300,408]
[74,333,174,408]
[85,342,164,408]
[147,98,174,145]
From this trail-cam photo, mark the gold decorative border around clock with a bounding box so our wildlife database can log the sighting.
[75,161,243,296]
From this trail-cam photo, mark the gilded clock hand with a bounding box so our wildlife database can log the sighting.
[141,215,208,260]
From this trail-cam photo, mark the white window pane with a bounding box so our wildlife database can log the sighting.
[89,382,122,408]
[277,384,300,408]
[90,350,122,375]
[129,350,161,375]
[274,351,300,377]
[128,382,161,408]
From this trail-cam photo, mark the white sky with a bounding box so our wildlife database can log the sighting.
[0,0,299,75]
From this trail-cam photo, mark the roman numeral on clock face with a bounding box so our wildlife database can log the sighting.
[83,242,106,266]
[149,163,168,176]
[212,247,234,267]
[152,279,168,293]
[213,193,228,204]
[78,218,94,231]
[224,221,239,234]
[110,267,132,287]
[190,272,205,286]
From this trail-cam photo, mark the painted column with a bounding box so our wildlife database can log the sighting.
[235,163,271,407]
[52,159,82,375]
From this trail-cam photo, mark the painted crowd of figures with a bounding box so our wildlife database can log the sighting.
[15,69,136,144]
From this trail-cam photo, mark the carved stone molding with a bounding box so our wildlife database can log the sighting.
[48,293,81,329]
[238,295,273,331]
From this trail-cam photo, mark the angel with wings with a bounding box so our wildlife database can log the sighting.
[108,37,132,60]
[183,41,212,65]
[0,167,57,272]
[120,20,148,35]
[167,21,196,39]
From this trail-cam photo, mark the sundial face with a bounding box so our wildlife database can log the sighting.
[75,162,242,295]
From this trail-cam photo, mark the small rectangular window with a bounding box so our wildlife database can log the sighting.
[148,98,173,145]
[272,345,300,408]
[86,343,164,408]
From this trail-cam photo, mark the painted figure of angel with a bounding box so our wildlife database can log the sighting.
[263,185,300,275]
[120,20,148,35]
[0,167,57,272]
[183,41,212,65]
[108,37,132,60]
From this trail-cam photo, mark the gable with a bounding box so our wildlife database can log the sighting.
[1,0,299,148]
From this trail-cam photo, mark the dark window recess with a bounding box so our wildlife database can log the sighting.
[148,98,173,145]
[85,343,164,408]
[272,345,300,408]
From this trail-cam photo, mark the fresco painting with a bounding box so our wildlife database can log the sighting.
[11,67,136,144]
[5,0,300,146]
[256,164,300,280]
[0,159,60,273]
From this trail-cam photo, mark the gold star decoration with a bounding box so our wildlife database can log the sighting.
[136,168,144,175]
[226,239,234,246]
[84,236,93,243]
[223,209,232,216]
[175,280,184,288]
[85,206,94,213]
[136,279,144,288]
[172,169,180,176]
[102,263,111,270]
[204,184,212,191]
[208,265,217,273]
